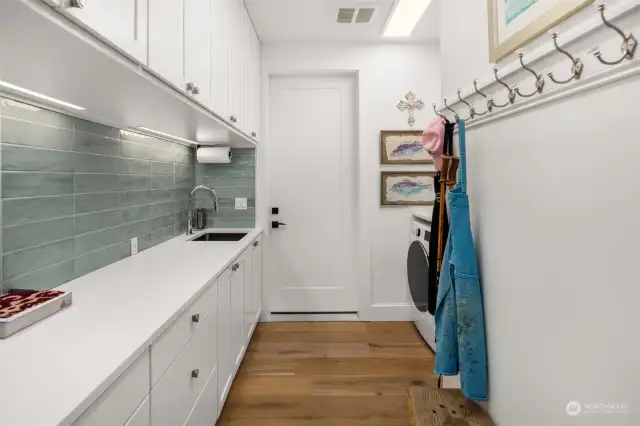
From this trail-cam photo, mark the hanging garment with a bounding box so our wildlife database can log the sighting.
[421,117,446,171]
[426,121,455,315]
[434,120,488,401]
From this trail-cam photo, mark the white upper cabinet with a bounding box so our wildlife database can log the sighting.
[185,0,212,107]
[250,26,261,140]
[210,0,230,120]
[148,0,184,88]
[227,0,242,128]
[240,5,252,135]
[57,0,148,63]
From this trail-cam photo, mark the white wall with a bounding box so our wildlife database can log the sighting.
[439,1,640,425]
[259,43,441,320]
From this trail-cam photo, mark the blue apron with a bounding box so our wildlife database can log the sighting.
[434,120,488,401]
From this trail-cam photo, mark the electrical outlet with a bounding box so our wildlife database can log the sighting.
[130,237,138,255]
[235,197,248,210]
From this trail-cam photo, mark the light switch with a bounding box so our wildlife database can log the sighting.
[235,198,248,210]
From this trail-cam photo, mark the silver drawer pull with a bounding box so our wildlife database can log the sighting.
[232,263,240,271]
[230,116,237,123]
[251,132,257,137]
[253,241,259,247]
[69,0,86,8]
[191,313,200,323]
[191,369,200,379]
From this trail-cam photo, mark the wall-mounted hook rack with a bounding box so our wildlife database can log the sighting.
[457,89,475,120]
[492,68,516,108]
[432,103,448,121]
[514,51,545,98]
[593,4,637,65]
[473,79,493,116]
[443,97,459,122]
[547,32,584,84]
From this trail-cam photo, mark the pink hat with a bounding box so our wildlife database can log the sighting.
[421,117,445,171]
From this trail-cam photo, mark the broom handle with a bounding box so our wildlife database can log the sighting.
[436,180,446,275]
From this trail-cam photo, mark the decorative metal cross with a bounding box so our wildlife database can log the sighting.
[397,91,424,127]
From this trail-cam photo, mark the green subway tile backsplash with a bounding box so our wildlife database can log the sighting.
[0,97,197,293]
[195,148,256,229]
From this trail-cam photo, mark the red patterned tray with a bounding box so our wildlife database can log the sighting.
[0,290,66,319]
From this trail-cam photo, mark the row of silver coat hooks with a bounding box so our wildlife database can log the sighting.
[434,4,637,122]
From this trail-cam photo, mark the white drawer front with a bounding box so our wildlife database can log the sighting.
[151,281,217,385]
[151,318,212,426]
[74,350,150,426]
[124,396,150,426]
[184,368,218,426]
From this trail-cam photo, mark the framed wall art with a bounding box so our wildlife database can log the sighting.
[380,130,432,165]
[381,172,436,206]
[488,0,594,62]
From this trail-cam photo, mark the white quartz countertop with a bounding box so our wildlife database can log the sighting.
[0,227,263,426]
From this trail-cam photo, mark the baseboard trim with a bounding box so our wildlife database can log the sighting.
[266,313,360,322]
[369,303,412,321]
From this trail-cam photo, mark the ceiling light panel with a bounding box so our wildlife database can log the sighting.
[383,0,432,37]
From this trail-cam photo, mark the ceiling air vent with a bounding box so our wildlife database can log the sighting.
[337,8,356,23]
[355,8,375,23]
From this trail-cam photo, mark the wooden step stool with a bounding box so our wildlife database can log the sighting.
[407,387,495,426]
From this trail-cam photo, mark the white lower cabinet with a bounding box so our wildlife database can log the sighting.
[70,234,262,426]
[252,236,263,320]
[230,254,245,368]
[124,396,150,426]
[217,268,232,410]
[184,368,218,426]
[151,318,212,426]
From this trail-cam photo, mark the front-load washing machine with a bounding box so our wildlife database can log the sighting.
[407,212,437,351]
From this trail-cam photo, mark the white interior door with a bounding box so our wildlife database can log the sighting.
[267,75,357,313]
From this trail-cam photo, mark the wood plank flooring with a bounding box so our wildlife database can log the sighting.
[218,322,438,426]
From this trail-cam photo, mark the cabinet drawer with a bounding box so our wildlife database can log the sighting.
[151,318,212,426]
[73,350,150,426]
[151,282,217,385]
[184,368,218,426]
[124,396,150,426]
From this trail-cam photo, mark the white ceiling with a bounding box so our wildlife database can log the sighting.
[244,0,440,43]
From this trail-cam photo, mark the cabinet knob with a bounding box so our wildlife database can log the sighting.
[253,241,259,247]
[191,313,200,323]
[251,132,257,137]
[191,369,200,379]
[230,116,237,123]
[232,263,240,271]
[69,0,86,8]
[192,86,200,95]
[186,82,197,94]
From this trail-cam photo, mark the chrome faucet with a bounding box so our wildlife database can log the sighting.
[186,185,219,235]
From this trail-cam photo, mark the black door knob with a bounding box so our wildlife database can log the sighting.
[272,221,287,229]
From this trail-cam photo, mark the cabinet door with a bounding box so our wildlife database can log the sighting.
[252,236,263,322]
[230,255,245,369]
[240,6,252,134]
[250,26,261,140]
[243,246,254,342]
[216,270,232,410]
[148,0,184,89]
[184,368,218,426]
[210,0,230,119]
[185,0,212,106]
[227,0,242,126]
[59,0,148,63]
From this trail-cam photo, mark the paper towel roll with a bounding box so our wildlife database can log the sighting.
[197,147,232,164]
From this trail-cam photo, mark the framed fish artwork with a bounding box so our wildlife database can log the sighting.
[381,172,436,206]
[380,130,432,165]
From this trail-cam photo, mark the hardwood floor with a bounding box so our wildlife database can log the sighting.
[218,322,438,426]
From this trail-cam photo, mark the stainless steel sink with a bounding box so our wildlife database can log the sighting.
[190,232,247,242]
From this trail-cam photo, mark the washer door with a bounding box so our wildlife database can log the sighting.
[407,240,430,313]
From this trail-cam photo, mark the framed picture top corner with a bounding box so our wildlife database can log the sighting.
[488,0,595,63]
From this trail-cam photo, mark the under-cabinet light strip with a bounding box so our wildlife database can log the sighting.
[0,80,85,111]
